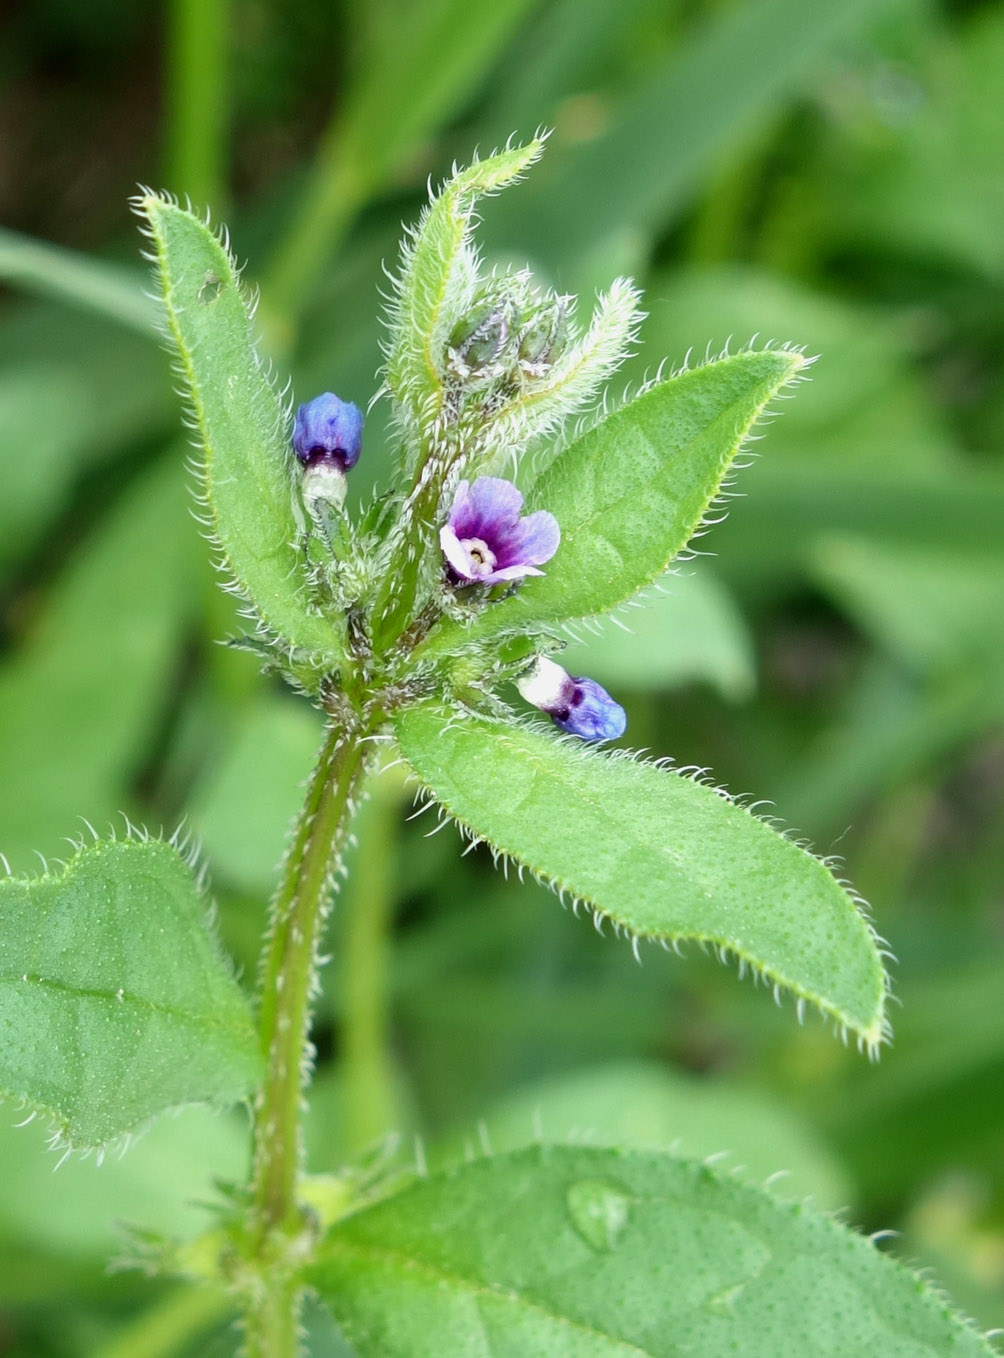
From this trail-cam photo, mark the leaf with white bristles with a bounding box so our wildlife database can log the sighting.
[394,704,889,1049]
[135,194,342,656]
[310,1145,995,1358]
[421,348,808,654]
[0,836,261,1148]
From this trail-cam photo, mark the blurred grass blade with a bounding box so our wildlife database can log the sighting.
[433,1061,850,1208]
[310,1146,994,1357]
[811,535,1004,677]
[0,366,92,574]
[0,837,261,1148]
[263,0,538,329]
[484,0,905,282]
[775,657,1004,839]
[0,227,158,336]
[395,704,888,1047]
[0,455,196,871]
[563,571,756,702]
[138,195,340,656]
[164,0,230,208]
[189,696,323,894]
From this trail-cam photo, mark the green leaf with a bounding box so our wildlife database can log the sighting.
[309,1145,994,1357]
[0,837,261,1147]
[423,349,806,651]
[394,704,887,1047]
[136,195,338,655]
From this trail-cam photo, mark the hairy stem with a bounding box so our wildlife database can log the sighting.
[340,763,402,1153]
[246,713,372,1355]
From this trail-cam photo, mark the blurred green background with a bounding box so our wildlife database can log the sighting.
[1,0,1003,1353]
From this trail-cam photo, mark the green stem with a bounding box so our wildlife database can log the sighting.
[339,766,401,1153]
[165,0,229,208]
[246,714,372,1355]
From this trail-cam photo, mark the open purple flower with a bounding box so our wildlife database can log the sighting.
[292,393,363,470]
[440,477,560,585]
[517,656,627,742]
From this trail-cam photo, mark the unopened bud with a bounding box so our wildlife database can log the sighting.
[518,296,570,376]
[517,655,626,742]
[447,304,512,378]
[292,392,363,471]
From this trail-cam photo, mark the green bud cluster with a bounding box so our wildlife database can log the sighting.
[445,285,571,394]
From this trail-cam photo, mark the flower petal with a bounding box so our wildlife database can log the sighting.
[450,477,524,540]
[483,563,546,583]
[440,525,477,580]
[495,508,560,569]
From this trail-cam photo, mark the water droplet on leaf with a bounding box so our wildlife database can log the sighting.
[566,1177,631,1252]
[705,1282,745,1317]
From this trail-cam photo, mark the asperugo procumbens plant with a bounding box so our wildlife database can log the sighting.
[0,138,995,1358]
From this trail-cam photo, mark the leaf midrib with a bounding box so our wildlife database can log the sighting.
[318,1236,655,1357]
[0,972,249,1039]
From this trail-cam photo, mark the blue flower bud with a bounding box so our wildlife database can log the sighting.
[292,393,363,470]
[516,656,626,742]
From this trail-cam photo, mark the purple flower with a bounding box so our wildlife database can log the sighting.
[440,478,560,585]
[292,393,363,470]
[517,656,626,742]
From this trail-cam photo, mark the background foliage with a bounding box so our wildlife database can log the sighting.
[0,0,1002,1352]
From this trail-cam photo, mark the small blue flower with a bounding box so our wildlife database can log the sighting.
[516,656,626,742]
[441,477,560,585]
[292,393,363,470]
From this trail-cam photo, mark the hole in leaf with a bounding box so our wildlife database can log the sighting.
[198,273,223,304]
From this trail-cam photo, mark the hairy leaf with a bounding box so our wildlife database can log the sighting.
[263,0,538,320]
[395,704,887,1046]
[137,195,338,654]
[310,1146,993,1357]
[424,349,805,652]
[0,837,261,1147]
